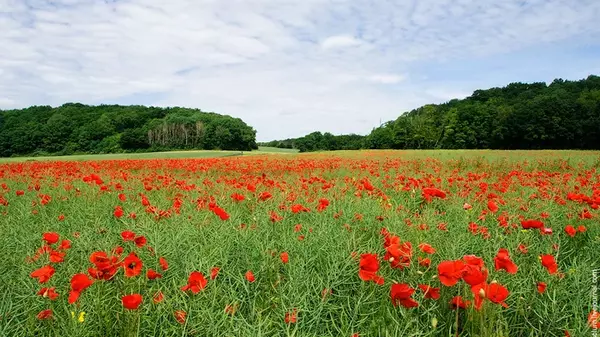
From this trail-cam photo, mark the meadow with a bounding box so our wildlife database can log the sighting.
[0,150,598,336]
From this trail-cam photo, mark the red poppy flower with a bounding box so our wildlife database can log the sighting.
[58,239,71,250]
[123,252,143,278]
[564,225,576,237]
[418,243,435,254]
[122,294,143,310]
[384,238,413,270]
[210,266,220,280]
[422,187,446,201]
[358,254,384,285]
[245,270,256,283]
[418,284,440,300]
[487,200,499,213]
[517,244,528,254]
[521,219,544,229]
[49,250,65,263]
[540,254,558,274]
[280,252,289,264]
[114,206,124,218]
[390,283,419,308]
[88,251,119,280]
[174,310,187,324]
[588,310,600,329]
[68,273,94,304]
[37,287,59,300]
[147,269,162,280]
[153,291,164,303]
[285,309,298,324]
[494,248,518,274]
[159,256,169,271]
[181,271,208,293]
[437,260,465,287]
[486,283,509,308]
[418,257,431,267]
[134,236,147,248]
[462,263,488,286]
[30,265,55,284]
[450,296,471,309]
[37,309,53,320]
[578,225,587,233]
[42,232,59,245]
[121,231,135,241]
[536,282,547,293]
[118,193,126,201]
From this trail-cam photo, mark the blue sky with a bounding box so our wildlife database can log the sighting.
[1,0,599,141]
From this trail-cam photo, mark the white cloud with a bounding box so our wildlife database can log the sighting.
[367,74,405,84]
[321,35,363,49]
[0,0,599,141]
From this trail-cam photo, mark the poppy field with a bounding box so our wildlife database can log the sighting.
[0,150,599,336]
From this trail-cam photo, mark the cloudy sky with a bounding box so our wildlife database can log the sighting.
[1,0,599,141]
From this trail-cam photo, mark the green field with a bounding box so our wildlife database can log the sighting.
[0,150,598,336]
[0,147,300,163]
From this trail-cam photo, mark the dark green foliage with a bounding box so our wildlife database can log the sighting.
[264,75,600,151]
[0,104,257,156]
[259,133,366,153]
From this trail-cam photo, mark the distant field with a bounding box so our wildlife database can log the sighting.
[0,147,300,163]
[256,146,299,153]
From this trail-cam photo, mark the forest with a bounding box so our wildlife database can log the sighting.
[0,104,257,156]
[261,75,600,152]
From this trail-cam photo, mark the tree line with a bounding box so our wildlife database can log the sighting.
[0,103,257,157]
[260,75,600,152]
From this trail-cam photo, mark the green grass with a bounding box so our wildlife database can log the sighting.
[256,147,299,154]
[0,150,598,336]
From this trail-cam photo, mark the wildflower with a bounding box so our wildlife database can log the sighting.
[147,269,162,280]
[494,248,518,274]
[540,254,558,274]
[280,252,289,264]
[390,283,419,308]
[418,284,440,300]
[181,271,208,293]
[122,294,143,310]
[418,243,435,254]
[536,282,547,293]
[358,254,384,285]
[121,231,135,241]
[42,232,59,245]
[37,309,53,320]
[159,257,169,271]
[245,270,256,283]
[437,260,465,286]
[123,252,143,278]
[153,291,164,303]
[37,287,59,300]
[69,273,94,304]
[285,309,298,324]
[174,310,187,324]
[30,265,55,284]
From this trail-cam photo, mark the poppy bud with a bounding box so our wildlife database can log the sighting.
[478,288,486,297]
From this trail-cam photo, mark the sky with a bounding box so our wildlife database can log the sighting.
[1,0,599,141]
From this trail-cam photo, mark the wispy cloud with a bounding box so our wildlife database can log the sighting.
[0,0,599,140]
[321,35,363,49]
